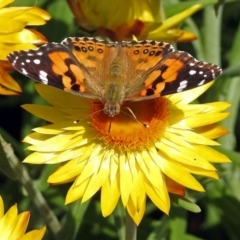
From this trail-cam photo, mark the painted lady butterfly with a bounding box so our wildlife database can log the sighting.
[7,37,222,117]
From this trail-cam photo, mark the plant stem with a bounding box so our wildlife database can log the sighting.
[202,5,222,65]
[125,210,137,240]
[0,136,61,239]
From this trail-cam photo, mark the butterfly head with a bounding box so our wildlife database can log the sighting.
[103,101,121,117]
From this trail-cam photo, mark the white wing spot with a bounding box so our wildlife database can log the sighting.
[199,71,203,74]
[21,68,28,75]
[27,53,34,56]
[189,63,195,66]
[39,70,48,84]
[189,70,196,75]
[21,62,25,66]
[37,52,43,56]
[177,80,188,92]
[33,59,41,64]
[12,56,18,65]
[211,70,216,78]
[198,80,205,86]
[26,59,31,63]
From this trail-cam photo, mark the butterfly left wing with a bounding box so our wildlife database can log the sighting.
[142,51,222,98]
[125,48,222,101]
[118,40,175,99]
[7,42,100,100]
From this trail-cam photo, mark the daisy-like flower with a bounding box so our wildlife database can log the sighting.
[0,196,46,239]
[0,0,50,95]
[22,82,230,225]
[67,0,200,42]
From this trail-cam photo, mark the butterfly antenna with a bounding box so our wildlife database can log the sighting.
[73,107,149,128]
[122,107,149,128]
[73,108,104,124]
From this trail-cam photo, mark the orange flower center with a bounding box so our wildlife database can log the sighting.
[91,98,170,151]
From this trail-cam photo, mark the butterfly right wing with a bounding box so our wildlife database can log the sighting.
[7,42,100,100]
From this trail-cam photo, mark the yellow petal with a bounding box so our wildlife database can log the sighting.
[0,65,21,94]
[82,155,110,202]
[0,7,51,24]
[144,177,170,214]
[0,204,18,237]
[66,177,90,204]
[159,4,202,30]
[18,226,46,240]
[184,112,230,128]
[119,153,133,206]
[0,196,4,218]
[149,148,204,191]
[22,104,68,123]
[9,212,29,239]
[101,177,120,216]
[0,20,27,33]
[193,145,231,163]
[0,0,14,9]
[127,195,146,225]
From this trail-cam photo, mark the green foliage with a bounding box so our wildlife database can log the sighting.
[1,0,240,239]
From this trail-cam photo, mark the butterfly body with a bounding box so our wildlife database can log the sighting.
[7,37,222,117]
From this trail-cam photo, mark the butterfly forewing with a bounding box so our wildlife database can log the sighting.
[127,51,222,100]
[159,51,222,95]
[120,40,174,97]
[62,37,121,97]
[7,42,100,100]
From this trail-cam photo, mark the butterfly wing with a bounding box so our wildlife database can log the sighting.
[123,45,222,101]
[119,40,174,99]
[154,51,222,96]
[8,38,120,100]
[7,42,101,99]
[62,37,120,98]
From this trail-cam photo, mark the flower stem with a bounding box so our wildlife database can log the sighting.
[202,5,222,65]
[125,210,137,240]
[0,135,61,239]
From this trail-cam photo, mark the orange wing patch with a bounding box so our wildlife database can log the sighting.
[48,51,87,93]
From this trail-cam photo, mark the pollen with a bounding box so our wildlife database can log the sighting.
[90,98,170,151]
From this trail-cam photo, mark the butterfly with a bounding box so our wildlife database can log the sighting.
[7,37,222,117]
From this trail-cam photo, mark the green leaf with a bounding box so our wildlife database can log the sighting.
[169,206,187,240]
[58,200,90,240]
[171,195,201,213]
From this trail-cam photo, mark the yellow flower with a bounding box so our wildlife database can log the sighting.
[0,0,50,95]
[22,82,230,225]
[67,0,200,42]
[0,196,46,240]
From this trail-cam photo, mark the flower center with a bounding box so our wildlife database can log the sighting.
[91,98,170,151]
